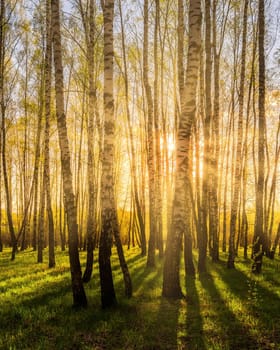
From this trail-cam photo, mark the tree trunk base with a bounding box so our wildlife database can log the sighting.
[162,288,184,299]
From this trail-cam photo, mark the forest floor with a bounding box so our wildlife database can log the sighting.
[0,247,280,350]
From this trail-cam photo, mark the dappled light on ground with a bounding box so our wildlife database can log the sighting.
[0,248,280,349]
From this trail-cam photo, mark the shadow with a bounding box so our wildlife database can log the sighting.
[73,259,177,349]
[105,252,178,349]
[118,251,164,296]
[199,272,255,349]
[213,261,280,347]
[0,277,70,317]
[0,248,70,283]
[152,298,181,349]
[180,275,206,350]
[110,247,144,268]
[132,266,162,294]
[124,249,146,265]
[0,277,72,350]
[114,259,163,298]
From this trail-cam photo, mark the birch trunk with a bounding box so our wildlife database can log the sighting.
[0,0,17,260]
[99,0,132,308]
[51,0,87,307]
[227,0,248,268]
[143,0,156,268]
[162,0,201,298]
[252,0,267,273]
[45,0,55,268]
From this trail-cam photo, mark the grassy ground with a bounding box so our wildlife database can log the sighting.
[0,247,280,350]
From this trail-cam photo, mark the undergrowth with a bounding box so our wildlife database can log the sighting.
[0,247,279,349]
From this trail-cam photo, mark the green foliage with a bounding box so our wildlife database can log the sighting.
[0,248,280,349]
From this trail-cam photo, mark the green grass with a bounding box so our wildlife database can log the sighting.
[0,248,280,349]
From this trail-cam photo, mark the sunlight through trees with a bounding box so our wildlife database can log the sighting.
[0,0,279,318]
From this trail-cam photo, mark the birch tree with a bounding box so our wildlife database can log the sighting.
[227,0,249,269]
[162,0,201,298]
[252,0,268,273]
[51,0,87,307]
[99,0,132,308]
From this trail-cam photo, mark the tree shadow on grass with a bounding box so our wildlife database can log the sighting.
[199,272,255,349]
[110,247,145,269]
[111,252,180,349]
[0,277,75,349]
[152,298,181,350]
[1,249,162,349]
[133,266,162,291]
[179,275,206,350]
[125,254,163,295]
[213,261,280,348]
[74,269,176,350]
[0,277,71,323]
